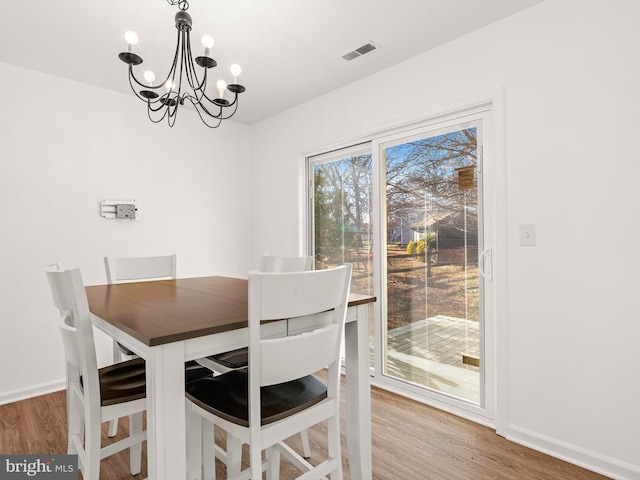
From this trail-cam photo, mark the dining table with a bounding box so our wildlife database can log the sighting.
[85,275,376,480]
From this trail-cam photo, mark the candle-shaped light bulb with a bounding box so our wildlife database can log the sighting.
[216,80,227,98]
[165,79,174,91]
[230,64,242,84]
[124,31,139,52]
[143,70,155,86]
[202,35,214,57]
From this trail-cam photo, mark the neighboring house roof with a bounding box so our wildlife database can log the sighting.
[410,210,478,233]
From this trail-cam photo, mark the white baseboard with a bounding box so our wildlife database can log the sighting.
[506,424,640,480]
[0,379,66,406]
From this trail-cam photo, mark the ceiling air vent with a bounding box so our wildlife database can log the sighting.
[342,42,379,61]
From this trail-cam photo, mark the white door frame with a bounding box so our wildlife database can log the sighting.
[301,89,507,434]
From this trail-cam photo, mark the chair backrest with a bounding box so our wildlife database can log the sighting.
[260,254,313,273]
[46,266,100,406]
[104,254,177,284]
[247,264,352,390]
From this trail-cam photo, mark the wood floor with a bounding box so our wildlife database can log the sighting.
[0,382,610,480]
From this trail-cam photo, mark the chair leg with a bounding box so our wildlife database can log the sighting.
[83,414,101,480]
[266,445,281,480]
[129,413,143,475]
[226,432,243,479]
[327,414,343,480]
[300,428,311,458]
[249,442,262,480]
[202,419,216,480]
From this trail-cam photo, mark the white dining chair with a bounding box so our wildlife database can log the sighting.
[186,264,352,480]
[194,254,315,465]
[46,265,147,479]
[105,254,177,360]
[104,253,215,439]
[104,254,177,285]
[260,254,313,273]
[103,254,177,438]
[196,254,313,374]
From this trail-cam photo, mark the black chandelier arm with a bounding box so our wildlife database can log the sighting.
[131,28,183,94]
[147,103,170,124]
[217,92,240,111]
[194,106,224,128]
[183,96,224,128]
[182,92,221,117]
[148,96,172,113]
[188,88,217,109]
[216,95,241,120]
[161,28,185,99]
[159,28,184,91]
[147,92,184,115]
[183,92,242,124]
[196,94,241,121]
[194,78,230,106]
[186,95,223,119]
[181,31,195,90]
[183,31,207,92]
[191,83,241,109]
[146,94,182,127]
[167,102,179,127]
[182,88,239,117]
[127,66,147,95]
[128,68,168,102]
[194,85,215,105]
[127,67,162,103]
[126,54,178,96]
[148,96,182,127]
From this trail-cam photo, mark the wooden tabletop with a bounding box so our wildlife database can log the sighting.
[86,276,376,347]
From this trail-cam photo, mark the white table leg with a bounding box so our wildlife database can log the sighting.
[147,341,188,480]
[344,303,372,479]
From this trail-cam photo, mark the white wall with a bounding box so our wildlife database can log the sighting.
[249,0,640,477]
[0,63,252,403]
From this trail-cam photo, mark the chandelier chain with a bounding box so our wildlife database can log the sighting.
[168,0,189,11]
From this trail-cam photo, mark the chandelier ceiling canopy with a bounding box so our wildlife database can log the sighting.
[118,0,245,128]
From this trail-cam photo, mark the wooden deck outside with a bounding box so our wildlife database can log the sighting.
[386,315,480,402]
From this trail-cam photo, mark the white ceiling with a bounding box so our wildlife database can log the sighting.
[0,0,545,125]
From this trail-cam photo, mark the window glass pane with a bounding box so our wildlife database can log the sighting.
[383,126,480,404]
[312,153,373,296]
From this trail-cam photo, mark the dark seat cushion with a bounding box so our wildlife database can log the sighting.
[185,369,327,427]
[185,360,214,384]
[98,358,146,406]
[206,347,249,369]
[96,358,212,407]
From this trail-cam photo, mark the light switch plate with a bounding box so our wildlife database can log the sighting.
[520,224,536,246]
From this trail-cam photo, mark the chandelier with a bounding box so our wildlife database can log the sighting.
[118,0,246,128]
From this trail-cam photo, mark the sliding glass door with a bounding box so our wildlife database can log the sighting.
[376,123,482,405]
[308,109,495,421]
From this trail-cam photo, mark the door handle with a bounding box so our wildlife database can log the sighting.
[479,248,492,281]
